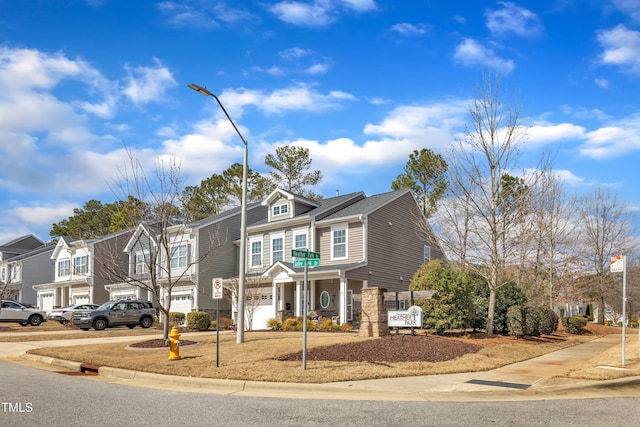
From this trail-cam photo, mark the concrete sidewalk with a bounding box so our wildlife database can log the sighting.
[3,333,640,401]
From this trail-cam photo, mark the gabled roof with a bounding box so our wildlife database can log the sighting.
[0,234,45,258]
[123,223,158,253]
[3,241,56,263]
[188,201,263,229]
[261,188,320,208]
[317,189,412,223]
[51,236,86,259]
[249,191,365,228]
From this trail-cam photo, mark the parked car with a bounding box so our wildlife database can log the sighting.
[0,300,48,326]
[48,304,100,324]
[72,300,157,331]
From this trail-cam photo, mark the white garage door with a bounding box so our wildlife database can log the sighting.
[73,294,89,305]
[250,305,276,331]
[40,293,53,312]
[171,295,193,315]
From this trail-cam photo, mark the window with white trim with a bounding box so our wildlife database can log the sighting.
[347,289,353,321]
[271,234,284,264]
[424,245,431,263]
[134,251,149,275]
[250,238,262,268]
[170,244,188,269]
[272,203,288,217]
[58,259,70,277]
[331,224,347,260]
[293,230,307,250]
[73,256,88,275]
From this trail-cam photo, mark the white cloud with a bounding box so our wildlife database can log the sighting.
[580,125,640,159]
[157,2,219,29]
[611,0,640,22]
[279,47,312,59]
[389,23,427,36]
[270,0,376,27]
[123,58,177,105]
[485,2,543,38]
[527,123,586,145]
[304,63,330,74]
[10,202,79,225]
[453,38,515,74]
[218,84,357,117]
[270,1,333,26]
[597,25,640,74]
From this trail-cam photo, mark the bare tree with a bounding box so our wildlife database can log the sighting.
[574,186,634,324]
[99,150,215,341]
[227,276,265,331]
[443,73,545,335]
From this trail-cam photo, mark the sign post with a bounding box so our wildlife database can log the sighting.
[212,277,224,368]
[610,256,627,366]
[292,249,320,370]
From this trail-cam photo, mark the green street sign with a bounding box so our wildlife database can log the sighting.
[293,259,320,267]
[291,249,320,259]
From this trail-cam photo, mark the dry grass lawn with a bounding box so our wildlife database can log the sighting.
[21,326,629,384]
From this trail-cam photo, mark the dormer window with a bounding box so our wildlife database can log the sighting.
[272,203,288,217]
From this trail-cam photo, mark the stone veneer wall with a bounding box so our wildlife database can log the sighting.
[358,287,388,337]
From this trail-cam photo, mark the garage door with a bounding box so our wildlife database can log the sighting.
[73,295,90,305]
[40,293,53,312]
[171,295,193,315]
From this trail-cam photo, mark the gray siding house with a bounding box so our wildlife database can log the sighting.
[239,188,445,330]
[0,235,55,306]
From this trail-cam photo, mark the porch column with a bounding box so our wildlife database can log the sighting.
[310,280,316,310]
[271,281,278,319]
[339,277,347,325]
[295,280,302,317]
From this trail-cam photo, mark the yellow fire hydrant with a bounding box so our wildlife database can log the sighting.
[168,326,181,361]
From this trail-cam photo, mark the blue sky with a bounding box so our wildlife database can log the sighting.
[1,0,639,244]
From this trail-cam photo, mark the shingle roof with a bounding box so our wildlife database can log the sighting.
[318,189,410,221]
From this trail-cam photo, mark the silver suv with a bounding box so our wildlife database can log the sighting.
[72,300,156,331]
[0,300,47,326]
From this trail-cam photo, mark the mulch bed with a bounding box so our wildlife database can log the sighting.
[276,335,483,363]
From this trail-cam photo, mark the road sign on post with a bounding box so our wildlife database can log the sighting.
[212,277,224,299]
[294,259,320,267]
[291,249,320,259]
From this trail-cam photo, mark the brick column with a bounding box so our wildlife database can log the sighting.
[358,287,388,337]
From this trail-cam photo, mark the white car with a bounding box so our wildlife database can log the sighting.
[0,300,48,326]
[48,304,100,324]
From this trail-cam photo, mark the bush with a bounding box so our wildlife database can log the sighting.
[507,306,526,338]
[538,308,559,335]
[507,306,558,338]
[562,316,587,334]
[187,311,211,330]
[317,318,335,331]
[474,280,528,334]
[282,317,302,331]
[340,323,353,332]
[267,318,282,331]
[218,317,233,330]
[169,312,186,326]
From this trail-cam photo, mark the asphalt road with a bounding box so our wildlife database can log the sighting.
[2,360,640,427]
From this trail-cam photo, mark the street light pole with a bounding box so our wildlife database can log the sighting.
[188,83,248,344]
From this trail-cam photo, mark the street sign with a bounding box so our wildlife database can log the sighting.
[291,249,320,259]
[212,277,224,299]
[610,255,624,273]
[294,259,320,267]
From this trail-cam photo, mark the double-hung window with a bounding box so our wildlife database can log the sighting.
[170,244,187,269]
[58,259,70,277]
[424,245,431,263]
[293,230,307,250]
[135,251,149,275]
[250,238,263,268]
[271,234,284,264]
[331,224,347,260]
[74,256,88,275]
